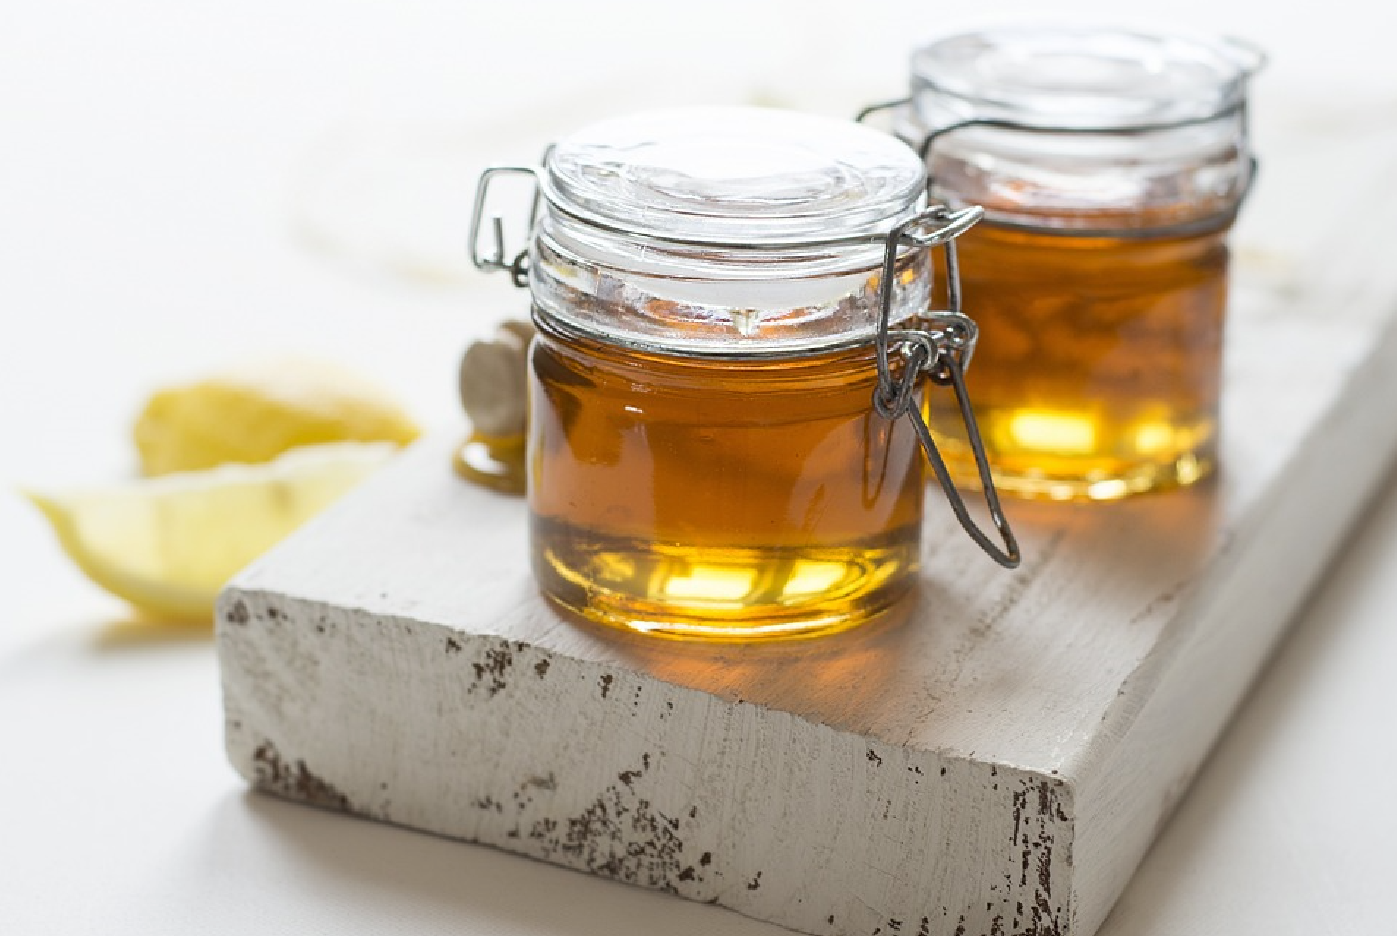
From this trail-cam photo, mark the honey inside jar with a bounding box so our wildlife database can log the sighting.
[928,222,1227,500]
[529,325,925,639]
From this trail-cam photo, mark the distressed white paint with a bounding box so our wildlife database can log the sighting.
[218,147,1397,936]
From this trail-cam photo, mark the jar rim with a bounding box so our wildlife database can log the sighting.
[909,26,1263,133]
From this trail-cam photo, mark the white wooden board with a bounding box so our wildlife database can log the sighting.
[218,130,1397,936]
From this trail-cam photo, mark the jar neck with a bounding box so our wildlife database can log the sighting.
[528,208,934,359]
[532,307,882,378]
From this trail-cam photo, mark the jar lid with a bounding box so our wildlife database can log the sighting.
[542,106,926,245]
[901,27,1262,233]
[524,107,939,357]
[911,27,1263,131]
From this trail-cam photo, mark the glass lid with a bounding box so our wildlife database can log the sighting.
[542,106,926,245]
[911,27,1263,131]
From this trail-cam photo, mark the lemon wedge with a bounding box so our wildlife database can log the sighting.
[134,358,419,476]
[23,442,396,622]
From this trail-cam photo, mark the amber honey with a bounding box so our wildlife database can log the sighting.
[927,221,1228,500]
[528,326,925,638]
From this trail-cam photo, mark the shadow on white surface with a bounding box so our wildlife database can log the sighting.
[89,618,214,649]
[1098,465,1397,934]
[234,790,790,936]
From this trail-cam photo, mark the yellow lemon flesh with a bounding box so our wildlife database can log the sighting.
[24,442,396,622]
[134,358,419,476]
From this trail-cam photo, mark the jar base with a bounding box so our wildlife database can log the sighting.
[941,449,1216,501]
[532,519,920,641]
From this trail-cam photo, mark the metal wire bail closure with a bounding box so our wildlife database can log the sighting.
[871,205,1020,569]
[469,165,541,288]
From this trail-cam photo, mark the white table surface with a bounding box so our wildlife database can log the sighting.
[3,3,1396,933]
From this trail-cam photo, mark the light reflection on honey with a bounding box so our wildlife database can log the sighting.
[528,330,925,640]
[929,222,1227,500]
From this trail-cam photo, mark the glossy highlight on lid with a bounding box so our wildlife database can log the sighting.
[912,27,1262,131]
[543,106,926,245]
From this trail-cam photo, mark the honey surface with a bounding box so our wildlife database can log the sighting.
[929,223,1228,499]
[528,331,924,638]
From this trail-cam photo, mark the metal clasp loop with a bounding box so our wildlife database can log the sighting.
[872,205,1020,569]
[469,166,541,288]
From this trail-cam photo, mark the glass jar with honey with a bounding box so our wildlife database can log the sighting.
[870,28,1264,499]
[470,107,1017,639]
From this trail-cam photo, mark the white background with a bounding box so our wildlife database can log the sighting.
[2,2,1397,933]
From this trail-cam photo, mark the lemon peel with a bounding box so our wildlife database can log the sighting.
[24,441,395,622]
[134,358,419,476]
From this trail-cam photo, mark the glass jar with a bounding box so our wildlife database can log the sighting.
[470,107,1017,640]
[877,27,1264,500]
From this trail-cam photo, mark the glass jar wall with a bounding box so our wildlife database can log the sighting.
[528,330,926,638]
[896,28,1262,499]
[484,107,958,638]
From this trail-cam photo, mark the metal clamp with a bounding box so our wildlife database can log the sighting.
[469,166,541,288]
[871,205,1020,569]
